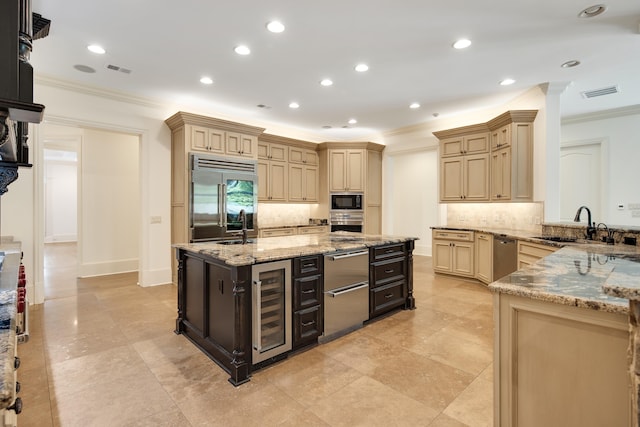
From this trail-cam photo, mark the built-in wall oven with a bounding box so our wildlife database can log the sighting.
[190,154,258,242]
[252,260,292,364]
[330,192,364,232]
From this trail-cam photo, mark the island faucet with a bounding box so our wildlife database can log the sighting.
[574,206,596,240]
[237,209,248,244]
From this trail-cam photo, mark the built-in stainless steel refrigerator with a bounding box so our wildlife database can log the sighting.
[189,154,258,242]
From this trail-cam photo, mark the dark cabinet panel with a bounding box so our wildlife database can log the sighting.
[371,258,406,287]
[293,255,323,276]
[208,262,235,353]
[293,274,322,310]
[372,243,406,262]
[292,254,323,349]
[370,280,406,317]
[293,305,323,347]
[184,255,206,336]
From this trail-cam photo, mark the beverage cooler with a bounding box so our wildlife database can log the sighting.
[251,260,292,364]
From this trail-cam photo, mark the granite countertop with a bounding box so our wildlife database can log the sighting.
[432,225,640,314]
[489,244,640,314]
[259,224,328,231]
[174,232,418,266]
[0,245,21,409]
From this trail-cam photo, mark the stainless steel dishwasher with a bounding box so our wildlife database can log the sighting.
[493,236,518,280]
[322,249,369,341]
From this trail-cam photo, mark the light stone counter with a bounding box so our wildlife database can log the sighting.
[174,232,418,266]
[0,245,21,409]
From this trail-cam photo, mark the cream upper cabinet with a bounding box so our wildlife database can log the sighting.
[435,111,537,203]
[258,159,287,202]
[329,149,365,192]
[288,163,318,202]
[226,132,257,158]
[190,125,225,154]
[289,146,318,166]
[475,233,493,284]
[258,141,287,162]
[491,121,534,201]
[440,153,489,201]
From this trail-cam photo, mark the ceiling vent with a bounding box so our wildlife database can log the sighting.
[581,85,620,99]
[106,64,132,74]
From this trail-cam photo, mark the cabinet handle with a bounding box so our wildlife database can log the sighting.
[385,269,394,274]
[302,263,315,268]
[385,249,394,253]
[218,279,224,294]
[302,289,315,294]
[301,320,316,327]
[384,293,394,299]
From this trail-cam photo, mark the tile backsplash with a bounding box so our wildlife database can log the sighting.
[258,203,315,227]
[446,202,544,232]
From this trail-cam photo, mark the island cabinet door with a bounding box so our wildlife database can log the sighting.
[184,255,206,336]
[207,262,235,353]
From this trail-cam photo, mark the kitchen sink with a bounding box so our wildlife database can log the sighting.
[533,236,577,243]
[216,239,254,245]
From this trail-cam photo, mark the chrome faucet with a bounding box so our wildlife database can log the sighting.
[574,206,596,240]
[237,209,248,244]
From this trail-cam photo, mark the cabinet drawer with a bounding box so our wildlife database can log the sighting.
[433,230,474,242]
[260,227,296,238]
[298,226,328,235]
[372,243,406,261]
[293,255,323,277]
[293,275,322,310]
[293,305,322,346]
[371,258,406,287]
[518,241,557,259]
[370,281,406,318]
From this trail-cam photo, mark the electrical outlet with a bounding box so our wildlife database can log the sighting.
[150,216,162,224]
[632,211,640,218]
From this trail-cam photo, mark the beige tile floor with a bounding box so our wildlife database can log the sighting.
[19,242,494,426]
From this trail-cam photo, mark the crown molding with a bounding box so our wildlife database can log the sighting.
[258,133,317,150]
[433,109,538,139]
[561,105,640,125]
[34,74,165,109]
[164,111,266,136]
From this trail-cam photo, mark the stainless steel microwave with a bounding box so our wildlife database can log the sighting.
[330,192,363,211]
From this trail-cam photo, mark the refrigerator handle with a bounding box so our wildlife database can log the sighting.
[221,183,227,226]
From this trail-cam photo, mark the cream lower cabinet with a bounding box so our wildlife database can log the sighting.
[475,233,493,284]
[440,154,489,202]
[288,163,318,202]
[494,293,631,427]
[517,240,557,268]
[258,160,287,202]
[432,230,475,277]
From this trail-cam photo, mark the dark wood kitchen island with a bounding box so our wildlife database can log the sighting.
[173,232,417,385]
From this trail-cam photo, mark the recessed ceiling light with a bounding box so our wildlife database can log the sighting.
[578,4,607,18]
[256,104,272,109]
[348,118,357,124]
[320,79,333,86]
[322,125,332,129]
[200,76,213,85]
[453,39,472,49]
[561,60,581,68]
[355,63,369,72]
[234,45,251,55]
[289,102,299,109]
[500,78,516,86]
[409,102,421,109]
[87,44,106,54]
[266,21,285,33]
[73,64,96,73]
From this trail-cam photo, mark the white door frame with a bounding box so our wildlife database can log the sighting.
[33,115,147,303]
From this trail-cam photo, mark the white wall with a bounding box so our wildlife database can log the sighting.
[79,129,139,276]
[562,108,640,226]
[385,149,438,256]
[44,152,77,242]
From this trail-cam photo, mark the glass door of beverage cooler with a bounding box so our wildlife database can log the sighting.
[252,260,292,363]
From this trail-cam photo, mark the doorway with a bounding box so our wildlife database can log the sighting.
[41,124,141,299]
